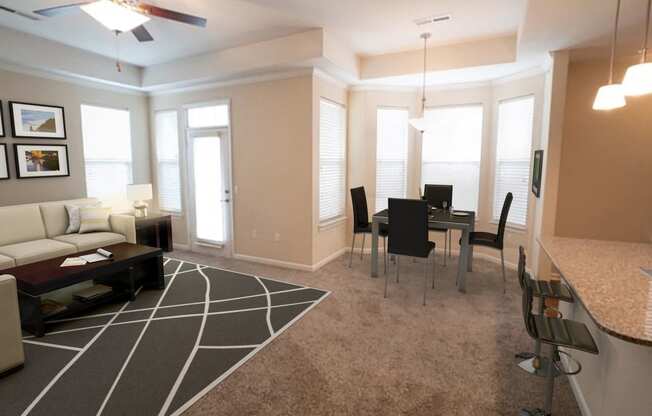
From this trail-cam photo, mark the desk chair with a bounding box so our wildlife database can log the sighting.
[519,275,598,416]
[423,184,453,265]
[385,198,436,305]
[350,187,388,272]
[460,192,513,293]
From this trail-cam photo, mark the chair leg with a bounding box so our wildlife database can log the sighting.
[349,233,356,268]
[543,346,558,415]
[360,233,366,260]
[396,256,400,283]
[384,254,390,298]
[432,250,436,289]
[443,232,447,267]
[448,231,452,257]
[500,249,506,294]
[383,237,387,275]
[423,256,428,306]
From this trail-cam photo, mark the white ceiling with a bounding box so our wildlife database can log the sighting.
[0,0,526,67]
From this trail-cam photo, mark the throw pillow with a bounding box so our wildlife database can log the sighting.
[65,203,100,234]
[78,207,112,234]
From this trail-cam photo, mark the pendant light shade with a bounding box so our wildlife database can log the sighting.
[623,0,652,96]
[592,84,627,110]
[593,0,626,111]
[409,33,431,132]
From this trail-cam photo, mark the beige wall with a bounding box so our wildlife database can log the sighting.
[0,68,150,207]
[149,75,314,266]
[347,73,546,266]
[556,58,652,243]
[312,75,349,265]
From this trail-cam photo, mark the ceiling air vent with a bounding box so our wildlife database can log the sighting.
[414,14,451,26]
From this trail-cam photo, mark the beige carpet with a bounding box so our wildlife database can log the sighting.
[168,250,581,416]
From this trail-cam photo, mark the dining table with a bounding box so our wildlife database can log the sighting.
[370,208,476,292]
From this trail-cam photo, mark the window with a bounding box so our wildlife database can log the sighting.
[81,105,132,200]
[319,99,346,224]
[155,110,182,212]
[187,104,229,128]
[421,105,483,212]
[493,95,535,227]
[376,108,408,211]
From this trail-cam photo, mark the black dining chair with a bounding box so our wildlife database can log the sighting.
[350,186,388,271]
[460,192,513,293]
[423,184,453,264]
[386,198,436,305]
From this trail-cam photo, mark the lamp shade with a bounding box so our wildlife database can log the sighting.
[592,84,626,110]
[81,0,150,32]
[126,184,153,201]
[622,62,652,96]
[408,117,427,132]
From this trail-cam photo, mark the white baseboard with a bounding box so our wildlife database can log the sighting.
[232,252,315,272]
[312,247,348,270]
[172,243,190,251]
[561,352,592,416]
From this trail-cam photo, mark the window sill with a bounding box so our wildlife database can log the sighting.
[319,216,347,231]
[489,219,527,233]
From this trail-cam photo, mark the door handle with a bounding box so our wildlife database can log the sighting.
[221,199,230,203]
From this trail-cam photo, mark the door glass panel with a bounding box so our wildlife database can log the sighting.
[192,135,224,243]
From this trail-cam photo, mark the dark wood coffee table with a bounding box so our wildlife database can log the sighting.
[5,243,164,337]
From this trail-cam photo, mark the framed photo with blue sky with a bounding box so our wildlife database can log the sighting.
[9,101,66,139]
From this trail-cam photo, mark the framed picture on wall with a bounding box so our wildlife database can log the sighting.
[0,100,5,138]
[0,144,9,179]
[13,144,70,179]
[9,101,67,139]
[532,149,544,198]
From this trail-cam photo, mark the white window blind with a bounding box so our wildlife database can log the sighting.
[421,105,483,212]
[81,105,133,200]
[155,110,182,212]
[319,99,346,223]
[187,104,229,128]
[376,108,408,211]
[493,95,535,227]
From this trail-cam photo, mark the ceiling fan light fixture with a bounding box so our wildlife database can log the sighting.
[81,0,150,33]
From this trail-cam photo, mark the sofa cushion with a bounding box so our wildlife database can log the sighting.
[0,254,15,271]
[39,198,99,237]
[0,205,46,246]
[0,239,77,266]
[53,232,126,252]
[79,207,112,234]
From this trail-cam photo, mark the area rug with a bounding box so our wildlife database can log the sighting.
[0,258,330,416]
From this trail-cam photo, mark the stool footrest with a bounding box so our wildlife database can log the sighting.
[517,356,561,378]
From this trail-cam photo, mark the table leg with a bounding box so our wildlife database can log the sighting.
[19,292,45,337]
[457,228,469,293]
[155,254,165,289]
[127,266,136,301]
[468,222,475,272]
[371,221,379,278]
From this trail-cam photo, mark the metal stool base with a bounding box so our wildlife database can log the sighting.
[518,356,561,378]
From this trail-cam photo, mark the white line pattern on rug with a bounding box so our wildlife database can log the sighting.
[96,260,185,416]
[158,264,212,416]
[22,340,83,352]
[254,275,275,336]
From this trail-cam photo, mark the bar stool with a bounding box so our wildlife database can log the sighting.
[519,269,599,416]
[515,246,575,375]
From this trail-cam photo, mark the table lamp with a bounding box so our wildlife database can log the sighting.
[126,184,153,218]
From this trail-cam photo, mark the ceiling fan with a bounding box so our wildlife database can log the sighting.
[33,0,207,42]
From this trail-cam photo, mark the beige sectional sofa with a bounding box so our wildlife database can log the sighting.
[0,198,136,271]
[0,274,24,374]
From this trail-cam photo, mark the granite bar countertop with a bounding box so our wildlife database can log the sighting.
[538,236,652,346]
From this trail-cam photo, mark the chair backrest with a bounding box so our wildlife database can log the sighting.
[350,187,369,231]
[423,184,453,209]
[517,245,527,290]
[387,198,430,257]
[521,279,539,340]
[496,192,513,248]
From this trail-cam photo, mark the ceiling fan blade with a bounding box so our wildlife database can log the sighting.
[0,5,41,20]
[132,24,154,42]
[33,2,90,17]
[138,3,207,27]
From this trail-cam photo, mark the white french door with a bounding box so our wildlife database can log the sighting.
[187,128,232,254]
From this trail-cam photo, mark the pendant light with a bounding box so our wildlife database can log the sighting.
[593,0,627,110]
[623,0,652,96]
[409,32,432,132]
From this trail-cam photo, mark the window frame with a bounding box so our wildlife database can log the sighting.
[80,103,134,200]
[490,94,536,230]
[154,109,183,215]
[419,102,485,215]
[318,97,347,227]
